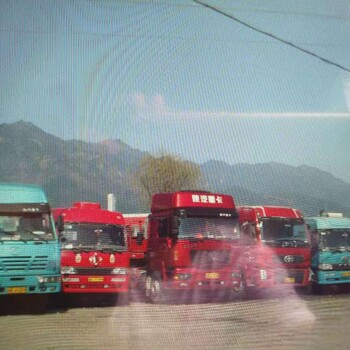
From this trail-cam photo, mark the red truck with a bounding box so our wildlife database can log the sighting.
[123,213,149,289]
[237,206,310,295]
[145,190,244,303]
[53,202,130,304]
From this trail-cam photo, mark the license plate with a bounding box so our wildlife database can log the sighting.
[342,272,350,277]
[205,272,219,279]
[284,277,295,284]
[8,287,26,294]
[88,277,104,282]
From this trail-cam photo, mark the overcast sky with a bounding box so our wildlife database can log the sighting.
[1,0,350,183]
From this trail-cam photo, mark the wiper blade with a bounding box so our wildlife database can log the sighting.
[321,246,347,253]
[22,229,48,243]
[262,240,278,247]
[329,247,346,253]
[98,245,127,253]
[181,236,205,242]
[0,231,28,243]
[68,245,96,252]
[266,238,309,247]
[275,238,307,242]
[207,237,238,243]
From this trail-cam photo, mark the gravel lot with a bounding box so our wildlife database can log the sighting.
[1,290,350,350]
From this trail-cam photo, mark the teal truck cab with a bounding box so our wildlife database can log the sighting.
[0,183,60,306]
[306,212,350,294]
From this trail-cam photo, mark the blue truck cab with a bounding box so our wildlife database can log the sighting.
[0,183,61,296]
[305,212,350,294]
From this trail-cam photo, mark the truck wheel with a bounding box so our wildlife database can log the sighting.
[117,292,130,306]
[310,281,321,295]
[235,290,247,302]
[24,294,48,314]
[145,274,152,300]
[320,284,338,295]
[243,286,258,300]
[149,272,165,304]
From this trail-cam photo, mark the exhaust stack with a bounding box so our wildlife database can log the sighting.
[107,193,116,212]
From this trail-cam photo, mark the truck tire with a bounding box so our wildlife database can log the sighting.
[117,292,130,306]
[148,272,165,304]
[320,284,338,295]
[21,294,48,314]
[233,285,247,302]
[310,281,321,295]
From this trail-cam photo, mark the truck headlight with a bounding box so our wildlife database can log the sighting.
[61,266,77,274]
[231,272,242,278]
[111,268,128,275]
[174,273,192,280]
[37,276,61,283]
[319,263,333,270]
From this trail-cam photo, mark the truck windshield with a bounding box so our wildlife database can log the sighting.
[260,217,309,246]
[319,229,350,249]
[61,223,126,250]
[178,217,240,241]
[0,213,55,242]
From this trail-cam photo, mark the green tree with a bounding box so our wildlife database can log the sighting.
[133,154,202,207]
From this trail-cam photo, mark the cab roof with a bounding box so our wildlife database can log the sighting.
[305,216,350,230]
[0,182,48,204]
[237,206,302,222]
[52,202,124,225]
[151,191,236,212]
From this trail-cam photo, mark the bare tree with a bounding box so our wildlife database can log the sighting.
[133,154,202,207]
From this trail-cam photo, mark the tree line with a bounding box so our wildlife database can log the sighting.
[132,153,202,208]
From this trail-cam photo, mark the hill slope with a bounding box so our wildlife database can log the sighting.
[1,121,349,216]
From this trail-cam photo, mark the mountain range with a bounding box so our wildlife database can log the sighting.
[1,121,349,216]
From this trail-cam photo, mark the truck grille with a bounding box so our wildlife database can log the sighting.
[190,250,230,269]
[69,268,115,275]
[274,255,305,264]
[0,256,48,272]
[331,264,350,271]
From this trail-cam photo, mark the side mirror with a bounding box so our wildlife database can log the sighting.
[171,217,180,244]
[136,232,143,245]
[172,216,180,229]
[172,216,180,235]
[56,215,64,232]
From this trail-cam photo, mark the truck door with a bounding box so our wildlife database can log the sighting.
[148,217,172,275]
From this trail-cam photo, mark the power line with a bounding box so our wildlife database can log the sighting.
[1,28,347,49]
[193,0,350,73]
[88,0,350,21]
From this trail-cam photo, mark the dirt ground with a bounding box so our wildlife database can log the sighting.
[1,290,350,350]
